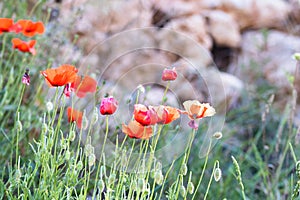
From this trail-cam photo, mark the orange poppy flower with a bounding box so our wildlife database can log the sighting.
[41,64,78,87]
[152,105,180,124]
[12,38,36,55]
[133,104,158,126]
[15,20,45,37]
[0,18,13,34]
[182,100,216,120]
[71,75,97,98]
[122,120,153,139]
[67,107,83,128]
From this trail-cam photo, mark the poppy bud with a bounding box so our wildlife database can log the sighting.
[162,67,177,81]
[22,68,30,86]
[100,96,118,115]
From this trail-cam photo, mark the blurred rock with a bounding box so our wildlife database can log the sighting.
[217,0,291,29]
[206,10,241,48]
[151,0,209,18]
[164,15,212,50]
[232,30,300,104]
[201,68,244,112]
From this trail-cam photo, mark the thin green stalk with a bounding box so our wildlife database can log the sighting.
[192,139,212,200]
[161,81,170,104]
[92,115,109,199]
[158,159,175,199]
[203,161,217,200]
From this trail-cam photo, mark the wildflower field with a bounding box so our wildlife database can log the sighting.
[1,0,300,199]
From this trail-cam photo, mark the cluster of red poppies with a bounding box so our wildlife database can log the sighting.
[0,18,45,55]
[40,64,99,128]
[40,65,216,139]
[121,68,216,139]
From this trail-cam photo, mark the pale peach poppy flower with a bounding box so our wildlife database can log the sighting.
[182,100,216,120]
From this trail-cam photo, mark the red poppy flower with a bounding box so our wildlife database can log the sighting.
[15,20,45,37]
[152,105,180,124]
[67,107,83,128]
[12,38,36,55]
[100,96,118,115]
[182,100,216,120]
[70,75,97,98]
[122,120,153,139]
[133,104,158,126]
[41,64,78,87]
[162,67,177,81]
[0,18,13,34]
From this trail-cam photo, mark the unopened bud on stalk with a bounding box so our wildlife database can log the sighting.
[180,185,186,197]
[131,180,137,191]
[180,163,188,176]
[46,101,53,112]
[69,130,76,141]
[293,53,300,61]
[88,154,96,167]
[187,181,194,194]
[214,167,222,182]
[138,178,145,191]
[65,150,70,160]
[17,120,23,132]
[84,144,94,157]
[98,179,105,193]
[100,165,106,179]
[15,169,22,183]
[82,114,89,130]
[77,160,83,170]
[213,131,223,140]
[92,107,99,125]
[108,174,116,185]
[42,123,48,133]
[137,84,145,93]
[154,171,164,185]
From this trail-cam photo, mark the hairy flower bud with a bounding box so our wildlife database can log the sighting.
[214,167,222,182]
[187,181,194,194]
[88,154,96,167]
[180,185,186,197]
[180,163,188,176]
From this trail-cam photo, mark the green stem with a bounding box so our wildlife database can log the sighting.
[161,81,170,104]
[192,139,212,200]
[158,159,175,199]
[92,115,109,199]
[203,161,217,200]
